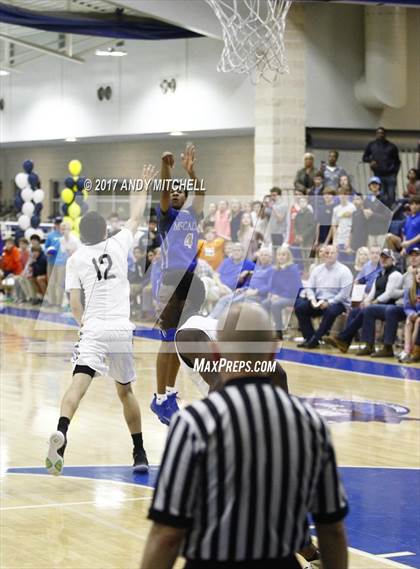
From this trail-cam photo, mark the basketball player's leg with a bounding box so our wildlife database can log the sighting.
[46,366,95,476]
[115,381,148,473]
[110,335,148,472]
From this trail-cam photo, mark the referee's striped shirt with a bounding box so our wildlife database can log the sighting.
[149,376,348,566]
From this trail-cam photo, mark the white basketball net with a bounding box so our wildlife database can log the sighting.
[205,0,292,84]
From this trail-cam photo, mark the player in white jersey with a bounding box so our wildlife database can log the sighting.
[46,165,156,476]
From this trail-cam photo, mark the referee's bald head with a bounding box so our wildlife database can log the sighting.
[216,302,277,371]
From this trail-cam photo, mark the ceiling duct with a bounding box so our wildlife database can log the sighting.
[355,6,407,110]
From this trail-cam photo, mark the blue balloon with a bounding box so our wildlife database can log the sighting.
[82,202,89,214]
[28,172,39,188]
[65,177,74,189]
[30,214,40,228]
[23,160,34,174]
[14,228,25,242]
[14,194,24,212]
[76,177,86,191]
[61,204,68,215]
[34,203,43,215]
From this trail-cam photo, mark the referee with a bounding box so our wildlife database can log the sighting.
[141,303,349,569]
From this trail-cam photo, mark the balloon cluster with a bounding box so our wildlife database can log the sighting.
[61,159,89,236]
[14,160,45,240]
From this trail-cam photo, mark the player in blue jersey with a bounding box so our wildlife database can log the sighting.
[151,145,205,424]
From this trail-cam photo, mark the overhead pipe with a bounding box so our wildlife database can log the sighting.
[355,6,407,110]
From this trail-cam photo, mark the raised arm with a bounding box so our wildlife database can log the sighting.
[126,164,157,235]
[160,152,175,214]
[181,144,204,215]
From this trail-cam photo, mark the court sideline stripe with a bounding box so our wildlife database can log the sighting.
[1,496,152,511]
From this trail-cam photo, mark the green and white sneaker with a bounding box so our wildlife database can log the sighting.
[46,431,65,476]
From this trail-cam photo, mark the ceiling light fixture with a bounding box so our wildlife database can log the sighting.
[95,47,127,57]
[0,70,10,76]
[65,137,77,142]
[169,131,184,136]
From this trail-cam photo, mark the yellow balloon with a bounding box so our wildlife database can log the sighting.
[73,185,78,192]
[82,189,89,200]
[61,188,74,204]
[73,216,81,230]
[68,159,82,177]
[68,202,81,220]
[63,216,74,229]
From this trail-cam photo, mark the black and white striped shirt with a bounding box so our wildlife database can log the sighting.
[149,376,348,565]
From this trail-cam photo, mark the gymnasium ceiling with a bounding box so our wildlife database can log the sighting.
[0,0,418,72]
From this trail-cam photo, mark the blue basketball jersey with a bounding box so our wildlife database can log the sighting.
[157,205,199,273]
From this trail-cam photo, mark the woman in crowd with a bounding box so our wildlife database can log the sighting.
[309,244,327,276]
[214,200,231,240]
[404,168,420,198]
[353,246,370,276]
[399,267,420,363]
[229,199,243,242]
[238,212,263,261]
[295,152,316,190]
[262,246,302,339]
[203,202,217,227]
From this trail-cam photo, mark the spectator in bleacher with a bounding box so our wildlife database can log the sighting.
[29,234,42,249]
[314,188,336,247]
[399,267,420,363]
[295,152,316,190]
[350,195,369,251]
[108,212,121,237]
[363,176,392,248]
[268,187,288,249]
[14,241,35,304]
[263,246,302,339]
[294,196,316,274]
[198,225,225,270]
[18,238,30,269]
[229,199,242,242]
[214,200,231,240]
[216,242,255,292]
[309,171,325,197]
[210,247,271,318]
[309,244,327,276]
[354,246,370,276]
[238,212,263,261]
[287,187,306,246]
[251,200,261,226]
[386,196,420,255]
[223,240,233,259]
[44,217,62,305]
[203,202,217,228]
[362,127,401,208]
[29,245,48,304]
[0,237,23,300]
[325,249,403,355]
[332,188,356,252]
[0,237,23,279]
[404,168,420,198]
[355,245,381,293]
[295,244,353,349]
[254,202,270,243]
[322,150,347,190]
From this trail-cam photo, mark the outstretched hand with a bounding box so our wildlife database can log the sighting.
[180,144,196,177]
[142,164,158,185]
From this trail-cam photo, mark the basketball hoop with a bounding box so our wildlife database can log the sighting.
[205,0,292,84]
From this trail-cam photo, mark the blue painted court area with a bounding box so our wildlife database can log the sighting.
[7,465,420,568]
[1,305,419,381]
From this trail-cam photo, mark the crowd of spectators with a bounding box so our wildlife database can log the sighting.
[1,130,419,363]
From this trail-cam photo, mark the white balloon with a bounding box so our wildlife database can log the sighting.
[15,173,29,190]
[24,228,36,240]
[18,214,30,230]
[21,187,33,202]
[33,189,44,204]
[22,201,35,217]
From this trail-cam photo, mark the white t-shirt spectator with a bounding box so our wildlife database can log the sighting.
[332,202,356,246]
